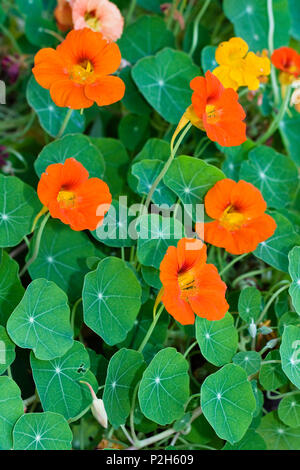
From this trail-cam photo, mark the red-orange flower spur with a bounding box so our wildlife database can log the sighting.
[37,158,112,231]
[32,28,125,109]
[159,238,228,325]
[189,70,246,147]
[197,179,277,255]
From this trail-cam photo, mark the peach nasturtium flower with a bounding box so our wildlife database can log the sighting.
[72,0,124,41]
[271,46,300,85]
[196,179,277,255]
[213,37,270,90]
[32,28,125,109]
[37,158,112,231]
[184,70,246,147]
[54,0,73,32]
[159,238,229,325]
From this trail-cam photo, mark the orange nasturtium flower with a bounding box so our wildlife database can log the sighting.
[271,47,300,85]
[213,37,270,91]
[32,28,125,109]
[37,158,112,231]
[196,179,277,255]
[159,238,229,325]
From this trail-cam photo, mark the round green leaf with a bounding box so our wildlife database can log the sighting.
[141,265,162,290]
[35,133,105,179]
[280,109,300,166]
[136,214,185,269]
[257,411,300,450]
[7,279,73,361]
[201,363,256,444]
[138,347,189,425]
[30,341,91,420]
[25,15,57,47]
[224,0,290,51]
[288,0,300,40]
[27,77,85,137]
[201,45,217,73]
[280,325,300,389]
[132,48,199,124]
[238,287,262,323]
[288,246,300,315]
[220,140,254,181]
[251,379,264,418]
[119,66,151,115]
[0,326,15,375]
[103,348,145,428]
[279,312,300,336]
[16,0,43,15]
[0,377,23,450]
[0,251,24,326]
[278,395,300,428]
[196,312,238,367]
[28,220,95,302]
[0,175,41,248]
[259,350,288,391]
[13,412,73,450]
[253,212,300,272]
[118,15,174,64]
[233,351,261,376]
[83,257,142,346]
[118,113,150,151]
[164,155,225,221]
[132,159,176,206]
[239,146,298,210]
[223,429,267,450]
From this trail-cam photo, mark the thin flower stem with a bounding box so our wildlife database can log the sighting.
[137,304,164,353]
[129,382,139,444]
[71,298,82,332]
[255,85,291,146]
[121,425,135,446]
[257,283,290,324]
[262,360,281,365]
[0,23,22,54]
[126,0,137,24]
[184,340,198,358]
[232,268,271,287]
[39,28,64,42]
[267,0,280,105]
[219,253,249,277]
[20,213,50,277]
[57,108,73,139]
[145,122,192,211]
[188,0,211,57]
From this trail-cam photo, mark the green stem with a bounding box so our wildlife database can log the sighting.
[255,86,291,146]
[219,253,248,277]
[121,247,125,261]
[145,122,192,210]
[126,0,137,24]
[137,305,164,353]
[183,340,198,358]
[232,268,271,287]
[129,382,139,444]
[188,0,211,57]
[257,283,290,324]
[20,213,50,277]
[0,23,22,54]
[71,298,82,332]
[57,109,73,139]
[267,0,280,105]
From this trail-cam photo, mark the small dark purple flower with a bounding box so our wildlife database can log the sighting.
[1,55,20,84]
[0,146,9,168]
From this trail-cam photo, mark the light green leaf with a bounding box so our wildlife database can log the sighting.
[288,0,300,39]
[35,133,105,179]
[280,325,300,389]
[201,45,217,73]
[288,246,300,315]
[253,212,300,272]
[257,411,300,450]
[27,77,85,137]
[0,175,41,248]
[118,15,174,64]
[119,66,151,115]
[239,146,298,209]
[196,313,238,367]
[238,287,261,323]
[141,265,162,290]
[278,395,300,428]
[103,348,145,428]
[7,279,73,361]
[233,351,261,376]
[82,257,142,345]
[280,109,300,166]
[13,412,73,450]
[132,48,199,124]
[136,214,185,269]
[220,140,254,181]
[138,347,190,425]
[28,220,95,302]
[223,429,267,450]
[224,0,290,51]
[0,326,15,375]
[279,312,300,335]
[30,341,91,420]
[201,363,256,444]
[0,251,24,326]
[0,377,23,450]
[259,350,288,391]
[25,14,57,47]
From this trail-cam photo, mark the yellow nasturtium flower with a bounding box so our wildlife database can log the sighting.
[213,37,270,91]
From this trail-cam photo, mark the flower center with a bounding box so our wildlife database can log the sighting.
[57,190,76,209]
[205,104,219,124]
[71,59,95,84]
[84,10,101,30]
[220,204,245,231]
[178,270,199,300]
